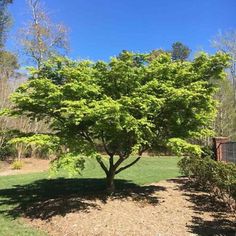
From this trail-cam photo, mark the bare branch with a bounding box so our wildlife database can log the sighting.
[19,0,69,68]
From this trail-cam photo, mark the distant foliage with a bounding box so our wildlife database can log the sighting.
[171,41,191,61]
[8,134,60,160]
[212,30,236,139]
[0,0,13,48]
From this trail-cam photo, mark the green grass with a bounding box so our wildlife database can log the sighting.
[0,156,181,236]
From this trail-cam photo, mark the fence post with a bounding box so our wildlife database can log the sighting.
[212,137,229,161]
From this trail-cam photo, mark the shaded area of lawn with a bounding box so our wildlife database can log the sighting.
[0,178,166,220]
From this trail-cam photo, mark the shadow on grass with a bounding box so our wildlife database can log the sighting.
[0,178,165,220]
[169,178,236,236]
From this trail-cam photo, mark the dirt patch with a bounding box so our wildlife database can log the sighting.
[0,158,50,176]
[23,178,236,236]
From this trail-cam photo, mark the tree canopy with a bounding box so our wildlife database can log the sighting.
[171,41,191,61]
[10,51,229,191]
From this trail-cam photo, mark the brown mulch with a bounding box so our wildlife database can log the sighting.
[23,178,236,236]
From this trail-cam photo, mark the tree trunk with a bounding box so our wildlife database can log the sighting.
[106,170,115,193]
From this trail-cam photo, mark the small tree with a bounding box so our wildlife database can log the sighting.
[10,51,229,192]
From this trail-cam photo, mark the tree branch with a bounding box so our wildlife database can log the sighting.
[115,156,141,174]
[80,131,95,147]
[114,156,125,170]
[96,156,108,175]
[101,133,113,157]
[109,154,114,167]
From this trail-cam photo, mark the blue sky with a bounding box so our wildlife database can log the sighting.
[7,0,236,61]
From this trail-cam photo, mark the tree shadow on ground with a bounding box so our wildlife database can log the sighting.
[0,178,165,220]
[170,178,236,236]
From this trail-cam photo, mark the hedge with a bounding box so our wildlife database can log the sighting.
[178,156,236,210]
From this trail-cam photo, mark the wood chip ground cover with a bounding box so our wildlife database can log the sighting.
[23,178,236,236]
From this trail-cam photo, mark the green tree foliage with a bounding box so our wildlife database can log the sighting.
[167,138,202,157]
[171,41,191,61]
[148,49,170,62]
[10,51,229,191]
[8,134,60,160]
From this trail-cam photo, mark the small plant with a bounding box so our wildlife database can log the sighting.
[11,160,23,170]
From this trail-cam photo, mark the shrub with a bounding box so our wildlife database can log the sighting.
[0,145,12,160]
[11,160,23,170]
[179,156,236,210]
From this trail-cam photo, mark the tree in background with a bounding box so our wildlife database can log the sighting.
[0,0,66,158]
[212,30,236,139]
[212,30,236,103]
[19,0,69,69]
[0,0,12,48]
[0,0,20,158]
[10,51,229,191]
[213,79,236,139]
[171,41,191,61]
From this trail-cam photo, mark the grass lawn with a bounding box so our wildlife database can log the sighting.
[0,156,181,236]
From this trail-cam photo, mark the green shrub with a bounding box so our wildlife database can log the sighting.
[179,156,236,210]
[0,145,12,160]
[11,160,23,170]
[201,145,215,159]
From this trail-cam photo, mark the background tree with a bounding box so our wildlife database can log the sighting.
[171,41,191,61]
[212,30,236,139]
[0,0,12,48]
[0,0,52,160]
[213,79,236,139]
[10,51,229,191]
[19,0,69,69]
[212,30,236,103]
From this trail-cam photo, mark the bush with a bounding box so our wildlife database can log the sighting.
[0,145,12,160]
[201,145,215,159]
[11,160,23,170]
[179,156,236,210]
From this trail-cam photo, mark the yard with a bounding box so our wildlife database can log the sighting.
[0,156,235,236]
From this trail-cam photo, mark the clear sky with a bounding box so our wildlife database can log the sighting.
[7,0,236,61]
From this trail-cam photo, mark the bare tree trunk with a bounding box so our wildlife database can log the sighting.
[96,154,142,193]
[106,169,115,193]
